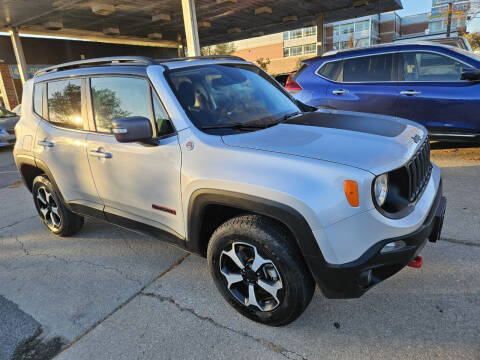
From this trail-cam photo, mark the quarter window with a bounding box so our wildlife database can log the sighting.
[47,79,83,129]
[90,77,151,133]
[401,52,464,81]
[343,54,394,82]
[152,92,174,137]
[318,61,343,82]
[33,83,44,117]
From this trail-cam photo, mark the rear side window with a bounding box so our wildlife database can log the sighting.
[90,77,151,133]
[33,83,44,117]
[317,60,343,81]
[401,52,464,81]
[47,79,83,129]
[343,54,394,82]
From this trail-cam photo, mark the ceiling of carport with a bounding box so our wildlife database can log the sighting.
[0,0,402,47]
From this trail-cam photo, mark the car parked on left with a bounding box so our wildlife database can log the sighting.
[0,106,19,146]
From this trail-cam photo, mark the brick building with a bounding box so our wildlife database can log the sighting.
[231,2,472,76]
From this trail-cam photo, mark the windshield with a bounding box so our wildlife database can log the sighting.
[0,107,16,118]
[167,64,300,132]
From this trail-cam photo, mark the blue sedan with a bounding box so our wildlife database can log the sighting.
[287,42,480,142]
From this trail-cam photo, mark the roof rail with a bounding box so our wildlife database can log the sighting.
[155,55,244,63]
[35,56,155,77]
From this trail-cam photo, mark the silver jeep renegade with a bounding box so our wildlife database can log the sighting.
[13,56,446,326]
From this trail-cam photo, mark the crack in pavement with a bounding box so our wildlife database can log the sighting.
[440,237,480,247]
[0,215,37,231]
[8,235,143,286]
[141,292,307,360]
[56,253,190,356]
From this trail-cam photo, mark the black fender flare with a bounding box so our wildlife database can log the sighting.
[186,189,328,285]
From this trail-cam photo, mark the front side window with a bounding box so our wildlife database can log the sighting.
[168,64,299,131]
[401,52,465,81]
[90,77,151,133]
[33,83,44,117]
[343,54,394,82]
[47,79,83,129]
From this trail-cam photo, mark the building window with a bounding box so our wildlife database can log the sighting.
[303,43,316,54]
[283,43,317,57]
[304,26,317,37]
[354,20,369,32]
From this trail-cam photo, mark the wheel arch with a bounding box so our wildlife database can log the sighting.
[186,189,327,277]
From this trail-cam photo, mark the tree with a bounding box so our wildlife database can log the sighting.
[256,57,270,71]
[464,32,480,51]
[201,42,236,56]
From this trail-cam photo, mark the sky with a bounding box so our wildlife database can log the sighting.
[396,0,432,16]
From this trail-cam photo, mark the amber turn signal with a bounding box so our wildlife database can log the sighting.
[344,180,359,207]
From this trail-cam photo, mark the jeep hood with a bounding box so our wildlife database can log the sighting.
[221,109,426,175]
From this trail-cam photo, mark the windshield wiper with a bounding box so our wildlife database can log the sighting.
[274,111,301,125]
[200,122,267,130]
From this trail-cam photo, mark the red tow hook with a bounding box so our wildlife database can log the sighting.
[408,256,423,268]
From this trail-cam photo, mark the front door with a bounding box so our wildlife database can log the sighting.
[395,51,480,135]
[326,53,399,117]
[85,75,184,237]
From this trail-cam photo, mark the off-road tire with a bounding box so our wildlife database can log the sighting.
[32,175,84,236]
[207,214,315,326]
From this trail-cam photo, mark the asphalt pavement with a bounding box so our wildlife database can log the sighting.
[0,145,479,360]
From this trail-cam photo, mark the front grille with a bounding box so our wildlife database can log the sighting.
[6,128,15,135]
[406,138,432,203]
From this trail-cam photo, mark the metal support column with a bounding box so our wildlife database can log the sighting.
[181,0,201,57]
[316,14,324,56]
[8,28,28,84]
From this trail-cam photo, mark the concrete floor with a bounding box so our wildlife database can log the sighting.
[0,145,479,360]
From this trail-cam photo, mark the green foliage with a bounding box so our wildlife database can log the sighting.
[201,42,236,56]
[91,88,130,131]
[48,83,81,124]
[256,57,271,71]
[465,32,480,51]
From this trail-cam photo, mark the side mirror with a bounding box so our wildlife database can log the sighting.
[111,116,153,143]
[461,68,480,82]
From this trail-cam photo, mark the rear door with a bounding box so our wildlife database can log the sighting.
[325,53,399,117]
[395,51,480,135]
[33,78,102,210]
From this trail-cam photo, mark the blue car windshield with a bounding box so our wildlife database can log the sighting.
[167,64,300,131]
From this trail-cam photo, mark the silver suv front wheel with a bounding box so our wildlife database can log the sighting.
[208,215,315,326]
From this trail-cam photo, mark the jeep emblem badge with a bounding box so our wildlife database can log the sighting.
[186,141,194,151]
[412,134,421,143]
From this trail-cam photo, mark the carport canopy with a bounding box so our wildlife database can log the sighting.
[0,0,402,83]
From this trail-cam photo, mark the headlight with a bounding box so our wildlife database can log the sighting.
[374,173,388,206]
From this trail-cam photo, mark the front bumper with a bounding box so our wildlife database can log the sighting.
[312,182,446,299]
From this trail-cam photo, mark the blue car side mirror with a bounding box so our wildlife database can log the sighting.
[461,68,480,82]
